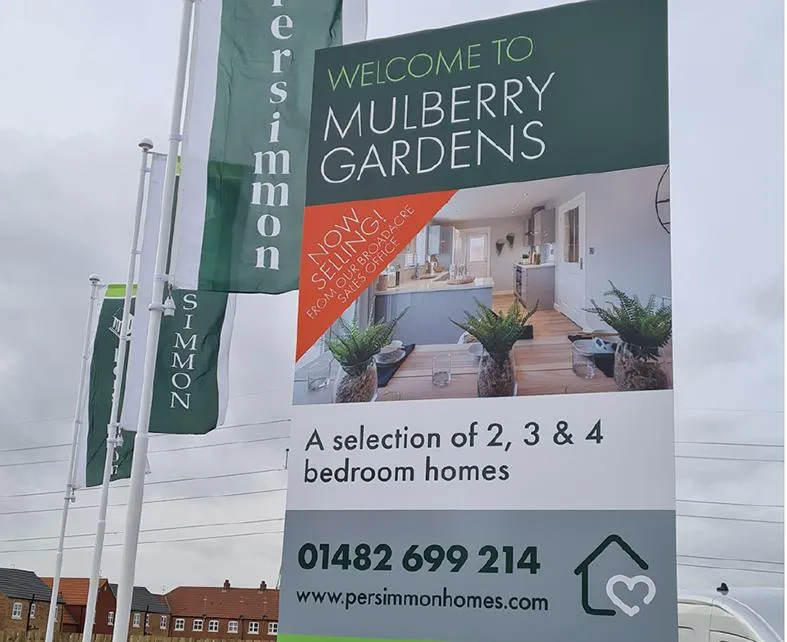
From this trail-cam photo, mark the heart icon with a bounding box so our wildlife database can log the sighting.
[605,574,656,617]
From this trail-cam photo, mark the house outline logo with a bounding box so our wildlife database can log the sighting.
[573,534,653,617]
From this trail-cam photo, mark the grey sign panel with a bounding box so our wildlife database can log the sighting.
[280,509,677,642]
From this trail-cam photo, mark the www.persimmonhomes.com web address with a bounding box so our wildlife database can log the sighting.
[296,587,549,612]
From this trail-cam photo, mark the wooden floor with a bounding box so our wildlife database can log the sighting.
[491,293,583,339]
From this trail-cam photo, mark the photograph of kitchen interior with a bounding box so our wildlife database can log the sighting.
[293,164,673,404]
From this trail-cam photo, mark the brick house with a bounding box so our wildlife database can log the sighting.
[0,568,64,633]
[40,577,115,634]
[165,580,279,640]
[108,584,169,635]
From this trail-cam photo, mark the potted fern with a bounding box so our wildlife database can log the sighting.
[326,310,406,403]
[585,282,671,391]
[451,300,538,397]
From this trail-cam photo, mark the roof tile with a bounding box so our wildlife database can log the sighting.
[108,585,169,614]
[165,585,279,621]
[0,568,62,603]
[40,578,109,607]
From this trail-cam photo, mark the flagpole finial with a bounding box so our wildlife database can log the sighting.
[89,274,100,284]
[138,138,154,151]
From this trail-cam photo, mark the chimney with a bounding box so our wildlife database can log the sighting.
[222,579,230,591]
[259,581,267,592]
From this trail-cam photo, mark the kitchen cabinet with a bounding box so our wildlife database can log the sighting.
[514,264,555,310]
[524,214,535,246]
[415,228,427,263]
[422,224,453,266]
[374,280,494,344]
[533,208,556,244]
[427,225,441,256]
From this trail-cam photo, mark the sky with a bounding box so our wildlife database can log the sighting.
[0,0,783,601]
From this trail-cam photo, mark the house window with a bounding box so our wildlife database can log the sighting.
[174,618,185,631]
[248,621,260,635]
[29,603,36,619]
[228,621,238,633]
[467,235,486,263]
[267,622,278,635]
[208,620,219,633]
[11,602,22,620]
[133,613,141,628]
[193,619,204,632]
[107,611,115,626]
[160,615,168,630]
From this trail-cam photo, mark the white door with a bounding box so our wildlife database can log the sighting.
[555,193,586,327]
[459,228,490,278]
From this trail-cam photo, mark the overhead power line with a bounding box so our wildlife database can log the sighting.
[1,478,781,511]
[3,449,780,469]
[0,529,285,555]
[0,516,285,546]
[0,456,68,469]
[0,430,290,468]
[676,455,783,464]
[0,532,780,566]
[0,467,285,500]
[150,433,288,454]
[678,562,784,575]
[0,491,779,525]
[0,442,71,454]
[0,487,287,517]
[677,499,783,509]
[0,395,291,434]
[676,440,783,448]
[1,431,781,457]
[678,554,783,566]
[677,514,783,525]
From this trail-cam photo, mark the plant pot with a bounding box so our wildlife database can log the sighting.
[613,342,669,391]
[477,352,517,397]
[333,359,378,403]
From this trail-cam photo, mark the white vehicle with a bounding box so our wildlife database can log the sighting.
[679,583,784,642]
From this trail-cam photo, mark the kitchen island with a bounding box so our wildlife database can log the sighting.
[514,262,555,310]
[374,273,494,345]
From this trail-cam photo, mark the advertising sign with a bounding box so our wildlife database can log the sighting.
[281,394,676,642]
[280,0,676,640]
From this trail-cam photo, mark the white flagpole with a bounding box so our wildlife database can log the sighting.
[44,274,102,642]
[81,139,154,642]
[111,2,194,642]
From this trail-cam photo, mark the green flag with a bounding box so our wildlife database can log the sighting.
[120,287,235,435]
[170,0,367,293]
[76,280,237,488]
[120,152,237,436]
[81,284,136,487]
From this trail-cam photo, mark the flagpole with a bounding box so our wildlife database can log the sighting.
[81,139,154,642]
[44,274,102,642]
[111,3,194,642]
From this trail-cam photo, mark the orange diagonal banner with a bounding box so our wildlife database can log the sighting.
[296,190,457,360]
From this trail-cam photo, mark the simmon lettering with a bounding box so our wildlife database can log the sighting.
[170,293,198,410]
[252,0,296,270]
